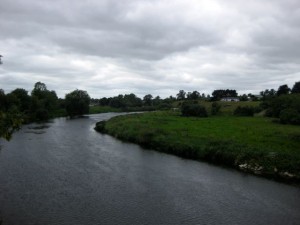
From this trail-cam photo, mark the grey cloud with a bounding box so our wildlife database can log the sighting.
[1,0,300,98]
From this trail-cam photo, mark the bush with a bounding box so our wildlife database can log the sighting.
[211,102,221,115]
[35,108,49,121]
[279,108,300,125]
[94,121,106,132]
[181,103,208,117]
[264,94,300,118]
[234,106,255,116]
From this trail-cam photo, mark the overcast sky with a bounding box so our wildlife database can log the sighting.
[1,0,300,98]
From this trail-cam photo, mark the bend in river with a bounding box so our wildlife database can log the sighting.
[0,113,300,225]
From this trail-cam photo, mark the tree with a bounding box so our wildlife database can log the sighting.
[187,91,200,100]
[109,96,124,108]
[123,93,142,107]
[277,84,290,96]
[30,82,58,120]
[0,111,23,140]
[265,94,300,118]
[152,96,162,106]
[143,94,153,106]
[65,89,90,117]
[0,89,7,111]
[291,81,300,94]
[177,90,186,100]
[211,89,237,101]
[0,90,23,140]
[10,88,31,112]
[31,81,48,98]
[239,94,248,101]
[99,97,109,106]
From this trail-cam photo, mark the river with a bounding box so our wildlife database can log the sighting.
[0,113,299,225]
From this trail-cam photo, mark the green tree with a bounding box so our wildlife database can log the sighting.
[109,95,125,108]
[0,111,23,140]
[265,94,300,118]
[176,90,186,100]
[143,94,153,106]
[65,89,90,117]
[123,93,142,107]
[10,88,31,112]
[30,82,58,120]
[277,84,290,96]
[0,90,23,140]
[31,81,48,98]
[211,89,237,101]
[187,91,200,100]
[239,94,248,101]
[291,81,300,94]
[152,96,162,106]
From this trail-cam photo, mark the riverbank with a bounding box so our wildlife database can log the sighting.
[95,111,300,183]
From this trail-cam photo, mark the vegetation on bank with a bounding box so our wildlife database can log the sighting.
[1,80,299,141]
[95,111,300,182]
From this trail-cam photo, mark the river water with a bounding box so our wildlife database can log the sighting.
[0,113,299,225]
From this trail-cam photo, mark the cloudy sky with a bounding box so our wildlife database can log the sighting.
[1,0,300,98]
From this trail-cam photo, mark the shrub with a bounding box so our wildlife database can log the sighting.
[181,103,208,117]
[211,102,221,115]
[279,108,300,125]
[35,108,49,121]
[234,106,255,116]
[264,94,300,117]
[94,121,106,132]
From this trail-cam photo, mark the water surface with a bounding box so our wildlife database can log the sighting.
[0,113,299,225]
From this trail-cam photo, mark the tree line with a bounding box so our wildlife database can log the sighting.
[0,82,91,139]
[181,81,300,125]
[1,81,300,139]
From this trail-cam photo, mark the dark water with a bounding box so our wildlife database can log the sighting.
[0,113,299,225]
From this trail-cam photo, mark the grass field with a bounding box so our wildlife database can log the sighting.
[174,100,261,115]
[96,111,300,182]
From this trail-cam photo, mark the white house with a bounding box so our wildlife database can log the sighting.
[220,97,240,102]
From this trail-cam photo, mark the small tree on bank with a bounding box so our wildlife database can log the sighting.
[65,89,90,118]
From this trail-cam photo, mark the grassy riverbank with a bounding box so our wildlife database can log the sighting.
[95,111,300,182]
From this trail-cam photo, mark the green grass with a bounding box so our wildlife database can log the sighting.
[174,100,261,116]
[96,111,300,182]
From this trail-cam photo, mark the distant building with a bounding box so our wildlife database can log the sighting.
[220,97,240,102]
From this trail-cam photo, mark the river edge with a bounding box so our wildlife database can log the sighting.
[94,114,300,185]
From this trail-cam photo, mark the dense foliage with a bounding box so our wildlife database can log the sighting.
[0,82,66,140]
[0,111,23,140]
[1,80,300,140]
[65,89,90,117]
[211,102,221,115]
[181,102,208,117]
[233,106,255,116]
[211,89,238,101]
[291,81,300,94]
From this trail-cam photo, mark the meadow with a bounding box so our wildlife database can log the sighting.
[96,108,300,182]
